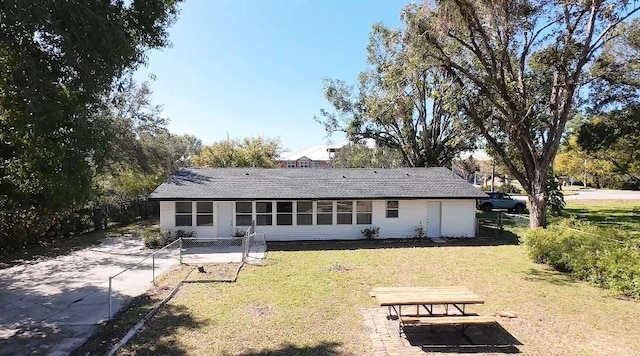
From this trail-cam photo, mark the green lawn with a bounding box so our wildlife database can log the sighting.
[563,201,640,237]
[116,241,640,355]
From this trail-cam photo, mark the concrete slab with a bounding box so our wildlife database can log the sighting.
[0,236,178,356]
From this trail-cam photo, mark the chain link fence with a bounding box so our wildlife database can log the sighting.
[108,238,181,319]
[107,230,267,319]
[476,212,530,238]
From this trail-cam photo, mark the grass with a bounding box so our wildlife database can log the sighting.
[112,241,640,355]
[563,201,640,237]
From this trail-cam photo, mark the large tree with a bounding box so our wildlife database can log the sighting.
[317,22,476,168]
[409,0,639,227]
[577,19,640,187]
[0,0,181,249]
[192,137,282,168]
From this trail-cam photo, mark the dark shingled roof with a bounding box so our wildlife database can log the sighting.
[149,167,488,201]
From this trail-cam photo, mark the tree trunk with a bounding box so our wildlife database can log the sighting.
[528,179,547,228]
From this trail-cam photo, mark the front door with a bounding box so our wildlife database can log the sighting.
[217,202,233,237]
[426,202,441,237]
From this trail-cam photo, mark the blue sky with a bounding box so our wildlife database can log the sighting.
[136,0,410,152]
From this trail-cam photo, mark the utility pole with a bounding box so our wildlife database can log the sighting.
[491,159,496,192]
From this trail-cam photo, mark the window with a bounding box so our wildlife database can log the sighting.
[175,202,192,226]
[386,200,399,218]
[256,202,273,226]
[300,160,310,168]
[356,201,372,224]
[336,201,353,224]
[296,201,312,225]
[313,161,320,168]
[236,202,253,226]
[277,201,293,225]
[316,201,333,225]
[196,202,213,226]
[286,161,295,168]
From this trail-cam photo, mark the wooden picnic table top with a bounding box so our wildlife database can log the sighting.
[371,286,485,306]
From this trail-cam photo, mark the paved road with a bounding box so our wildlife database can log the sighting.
[565,188,640,200]
[0,236,179,356]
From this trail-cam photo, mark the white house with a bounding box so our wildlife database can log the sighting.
[148,167,487,240]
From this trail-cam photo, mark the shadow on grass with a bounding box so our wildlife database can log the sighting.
[239,341,342,356]
[405,324,522,354]
[267,234,521,252]
[522,268,577,287]
[564,207,640,228]
[112,303,205,356]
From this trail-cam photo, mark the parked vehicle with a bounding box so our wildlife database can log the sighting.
[477,192,527,213]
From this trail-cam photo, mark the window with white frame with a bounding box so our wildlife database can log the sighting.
[386,200,399,218]
[236,202,252,226]
[277,201,293,225]
[337,201,353,224]
[299,160,310,168]
[356,201,372,224]
[316,201,333,225]
[256,202,273,226]
[175,202,192,226]
[286,161,296,168]
[296,201,312,225]
[196,202,213,226]
[313,161,320,168]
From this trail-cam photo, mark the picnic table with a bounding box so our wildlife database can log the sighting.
[370,286,496,336]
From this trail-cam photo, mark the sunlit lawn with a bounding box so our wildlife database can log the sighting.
[120,240,640,356]
[564,200,640,237]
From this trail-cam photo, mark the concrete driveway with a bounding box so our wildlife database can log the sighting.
[0,235,179,356]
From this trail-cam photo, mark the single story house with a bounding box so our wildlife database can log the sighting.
[148,167,488,240]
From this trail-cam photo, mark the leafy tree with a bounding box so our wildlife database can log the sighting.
[408,0,639,227]
[192,137,281,168]
[577,20,640,187]
[317,22,476,168]
[331,143,403,168]
[0,0,181,249]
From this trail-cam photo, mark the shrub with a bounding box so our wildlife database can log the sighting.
[522,219,640,299]
[361,227,380,239]
[144,229,194,249]
[414,222,425,239]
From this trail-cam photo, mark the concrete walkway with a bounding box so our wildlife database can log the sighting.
[0,235,179,356]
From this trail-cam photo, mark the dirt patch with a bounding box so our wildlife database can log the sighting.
[246,303,272,319]
[184,263,242,282]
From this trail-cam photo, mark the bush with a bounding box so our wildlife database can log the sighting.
[521,219,640,299]
[361,227,380,239]
[144,229,195,249]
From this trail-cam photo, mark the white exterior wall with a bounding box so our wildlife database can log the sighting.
[440,200,476,237]
[157,199,477,240]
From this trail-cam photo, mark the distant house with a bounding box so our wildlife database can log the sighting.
[277,144,333,168]
[277,139,376,168]
[148,167,487,240]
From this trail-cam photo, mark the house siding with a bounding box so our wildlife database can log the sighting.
[441,200,476,237]
[158,199,477,240]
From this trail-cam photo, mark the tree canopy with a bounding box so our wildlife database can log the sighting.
[317,21,477,168]
[192,137,282,168]
[407,0,639,227]
[0,0,182,250]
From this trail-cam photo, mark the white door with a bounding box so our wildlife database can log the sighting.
[426,202,441,237]
[217,202,233,237]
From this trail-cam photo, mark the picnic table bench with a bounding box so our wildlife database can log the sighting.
[371,286,496,335]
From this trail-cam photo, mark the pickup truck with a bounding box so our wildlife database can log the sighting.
[477,192,527,213]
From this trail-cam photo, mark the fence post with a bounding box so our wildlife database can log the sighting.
[108,276,112,320]
[179,237,183,264]
[152,253,155,286]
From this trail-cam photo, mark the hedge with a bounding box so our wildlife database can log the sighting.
[521,218,640,299]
